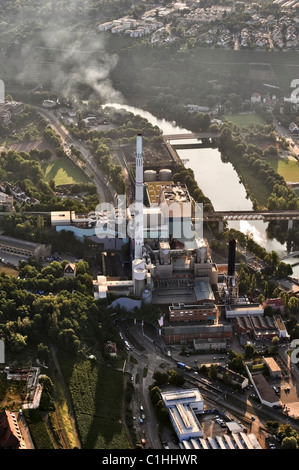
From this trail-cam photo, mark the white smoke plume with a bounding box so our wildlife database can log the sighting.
[7,15,124,103]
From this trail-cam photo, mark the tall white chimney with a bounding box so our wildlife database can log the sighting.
[134,133,144,259]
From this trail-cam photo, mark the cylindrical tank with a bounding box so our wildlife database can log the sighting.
[159,169,172,181]
[144,170,157,182]
[132,259,146,281]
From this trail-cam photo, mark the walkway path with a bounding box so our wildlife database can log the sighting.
[50,344,81,448]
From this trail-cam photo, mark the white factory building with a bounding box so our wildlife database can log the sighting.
[160,389,204,442]
[160,388,262,449]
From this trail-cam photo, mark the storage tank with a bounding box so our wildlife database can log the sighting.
[159,169,172,181]
[144,170,157,182]
[132,259,146,280]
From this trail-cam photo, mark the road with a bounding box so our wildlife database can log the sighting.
[35,106,117,205]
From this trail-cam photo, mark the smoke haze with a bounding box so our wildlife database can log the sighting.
[2,4,125,103]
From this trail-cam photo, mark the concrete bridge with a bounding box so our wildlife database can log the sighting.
[163,132,219,142]
[200,210,299,232]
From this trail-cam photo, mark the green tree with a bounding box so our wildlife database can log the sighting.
[168,369,185,386]
[281,436,298,449]
[244,343,255,360]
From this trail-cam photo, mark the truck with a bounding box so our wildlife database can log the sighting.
[185,365,192,371]
[177,362,185,369]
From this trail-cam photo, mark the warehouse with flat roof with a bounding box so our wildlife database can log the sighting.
[161,389,204,442]
[0,235,51,261]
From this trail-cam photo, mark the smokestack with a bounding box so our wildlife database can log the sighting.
[134,134,144,259]
[228,239,236,276]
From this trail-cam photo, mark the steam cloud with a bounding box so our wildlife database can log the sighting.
[6,21,124,103]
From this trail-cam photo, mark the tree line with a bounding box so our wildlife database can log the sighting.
[0,259,124,362]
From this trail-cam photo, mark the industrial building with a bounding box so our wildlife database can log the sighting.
[193,337,227,351]
[0,235,51,262]
[246,370,281,408]
[234,315,279,341]
[168,302,219,323]
[161,388,262,449]
[263,357,281,379]
[163,323,232,345]
[52,135,268,351]
[160,389,204,442]
[180,431,262,450]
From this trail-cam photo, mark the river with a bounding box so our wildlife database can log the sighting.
[104,103,298,274]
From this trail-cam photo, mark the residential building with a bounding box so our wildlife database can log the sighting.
[216,365,249,389]
[251,92,262,103]
[0,101,24,125]
[64,263,76,277]
[0,411,23,449]
[0,192,14,212]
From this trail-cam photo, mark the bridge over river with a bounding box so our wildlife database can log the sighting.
[163,132,219,148]
[198,210,299,232]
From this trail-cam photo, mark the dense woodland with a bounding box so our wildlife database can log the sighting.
[0,258,125,360]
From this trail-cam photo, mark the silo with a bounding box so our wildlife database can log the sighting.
[159,169,172,181]
[144,170,157,182]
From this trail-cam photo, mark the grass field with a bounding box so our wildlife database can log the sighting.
[266,156,299,182]
[0,263,19,277]
[43,157,89,185]
[59,354,131,449]
[223,113,266,127]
